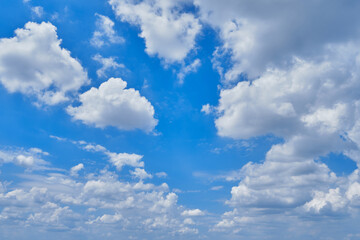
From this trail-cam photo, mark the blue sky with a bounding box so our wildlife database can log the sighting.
[1,0,360,239]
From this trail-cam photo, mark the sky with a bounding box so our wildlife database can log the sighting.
[0,0,360,239]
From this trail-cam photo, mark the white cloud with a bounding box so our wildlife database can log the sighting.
[177,226,199,235]
[304,188,347,214]
[92,54,125,78]
[90,14,124,48]
[67,77,158,132]
[215,46,360,144]
[205,7,360,231]
[82,143,107,152]
[210,186,223,191]
[0,168,201,238]
[177,58,201,84]
[183,217,195,225]
[150,192,178,213]
[227,154,337,209]
[52,138,146,172]
[155,172,167,178]
[201,103,213,115]
[181,209,204,217]
[130,168,152,179]
[0,142,206,238]
[0,22,89,105]
[347,181,360,202]
[195,0,360,82]
[109,0,201,63]
[31,6,44,17]
[212,48,360,217]
[107,152,144,171]
[0,147,49,168]
[27,205,78,229]
[88,213,123,224]
[70,163,84,177]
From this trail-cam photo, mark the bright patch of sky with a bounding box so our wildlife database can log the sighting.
[1,0,360,239]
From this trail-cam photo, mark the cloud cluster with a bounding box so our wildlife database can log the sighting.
[52,137,146,172]
[0,147,49,169]
[216,46,360,142]
[109,0,201,63]
[210,43,360,238]
[184,0,360,236]
[67,77,158,132]
[3,2,360,239]
[0,22,89,105]
[0,143,205,239]
[0,22,157,133]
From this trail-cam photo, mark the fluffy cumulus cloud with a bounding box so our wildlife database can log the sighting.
[0,143,206,239]
[67,77,158,132]
[109,0,201,63]
[210,42,360,238]
[215,47,360,141]
[107,152,144,171]
[189,0,360,236]
[0,22,89,105]
[227,159,336,209]
[194,0,360,82]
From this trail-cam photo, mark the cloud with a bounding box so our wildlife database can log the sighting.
[88,213,123,224]
[177,58,201,84]
[70,163,84,177]
[107,152,144,171]
[195,0,360,82]
[130,168,152,179]
[227,148,337,209]
[201,104,213,115]
[347,180,360,204]
[92,54,125,78]
[210,43,360,236]
[210,186,223,191]
[212,168,360,238]
[304,188,347,214]
[195,1,360,234]
[0,22,89,105]
[215,45,360,143]
[52,137,146,172]
[155,172,168,178]
[67,77,158,132]
[0,147,204,239]
[31,6,44,17]
[212,47,360,214]
[0,170,185,235]
[181,209,205,217]
[109,0,201,63]
[0,147,49,168]
[90,14,124,48]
